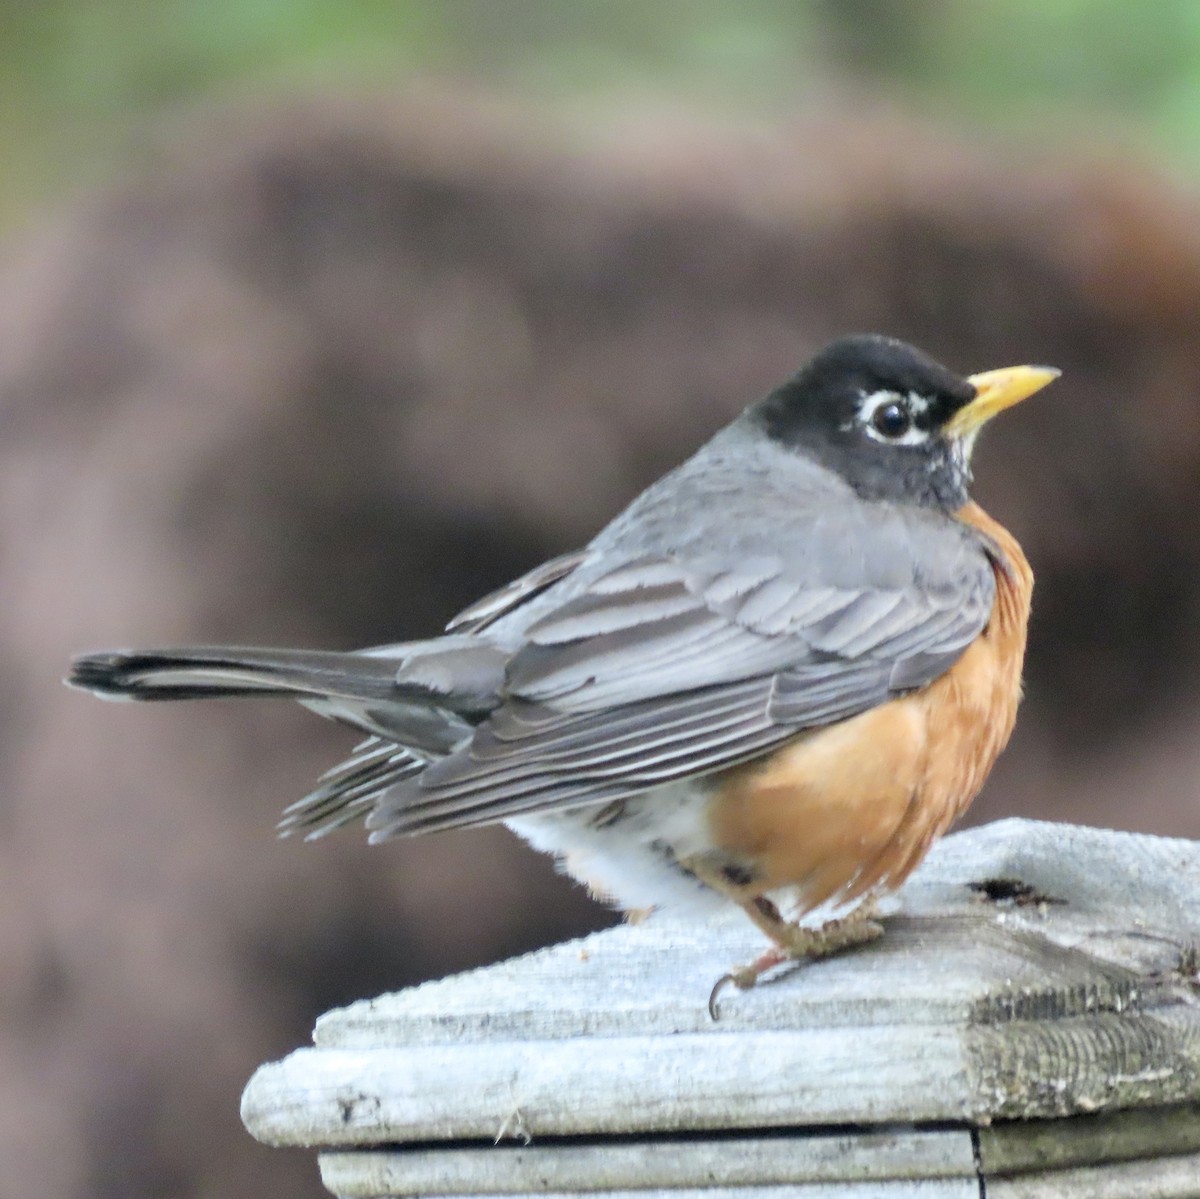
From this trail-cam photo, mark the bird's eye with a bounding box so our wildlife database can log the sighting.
[871,400,911,439]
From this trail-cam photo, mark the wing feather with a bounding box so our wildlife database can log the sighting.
[369,684,786,836]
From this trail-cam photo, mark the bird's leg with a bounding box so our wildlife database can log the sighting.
[680,854,884,1017]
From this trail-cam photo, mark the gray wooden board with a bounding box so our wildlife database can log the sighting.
[243,1028,974,1143]
[986,1151,1200,1199]
[241,819,1200,1199]
[341,1188,978,1199]
[314,1157,1200,1199]
[316,1128,977,1195]
[980,1102,1200,1173]
[312,1104,1200,1195]
[243,821,1200,1152]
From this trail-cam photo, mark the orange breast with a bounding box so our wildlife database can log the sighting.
[708,501,1032,912]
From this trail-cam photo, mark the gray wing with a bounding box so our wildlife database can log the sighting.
[367,506,998,838]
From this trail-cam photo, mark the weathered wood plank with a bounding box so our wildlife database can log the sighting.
[309,912,1153,1048]
[979,1102,1200,1173]
[309,819,1200,1048]
[987,1151,1200,1198]
[345,1188,977,1199]
[242,1027,969,1145]
[317,1129,977,1195]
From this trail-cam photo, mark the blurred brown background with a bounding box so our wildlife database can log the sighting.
[5,4,1200,1197]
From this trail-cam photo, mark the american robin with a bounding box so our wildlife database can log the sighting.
[69,334,1056,1010]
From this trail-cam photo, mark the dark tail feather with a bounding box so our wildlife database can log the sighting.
[66,646,406,703]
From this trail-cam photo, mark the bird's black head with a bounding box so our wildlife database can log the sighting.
[751,334,1057,511]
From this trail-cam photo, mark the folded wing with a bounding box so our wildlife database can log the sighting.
[368,511,997,837]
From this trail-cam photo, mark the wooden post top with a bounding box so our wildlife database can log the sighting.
[241,819,1200,1196]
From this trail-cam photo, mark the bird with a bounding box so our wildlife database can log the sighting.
[69,334,1057,1010]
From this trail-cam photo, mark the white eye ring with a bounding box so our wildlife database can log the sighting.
[859,390,931,446]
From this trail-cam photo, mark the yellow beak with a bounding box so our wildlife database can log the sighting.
[947,365,1061,438]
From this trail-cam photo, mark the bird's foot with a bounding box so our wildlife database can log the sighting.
[708,898,884,1019]
[774,897,884,960]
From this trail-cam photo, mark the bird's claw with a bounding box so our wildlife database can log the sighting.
[707,949,791,1019]
[707,966,763,1019]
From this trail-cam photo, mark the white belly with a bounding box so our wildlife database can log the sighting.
[505,781,728,917]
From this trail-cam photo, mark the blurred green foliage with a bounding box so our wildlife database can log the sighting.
[3,0,1200,224]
